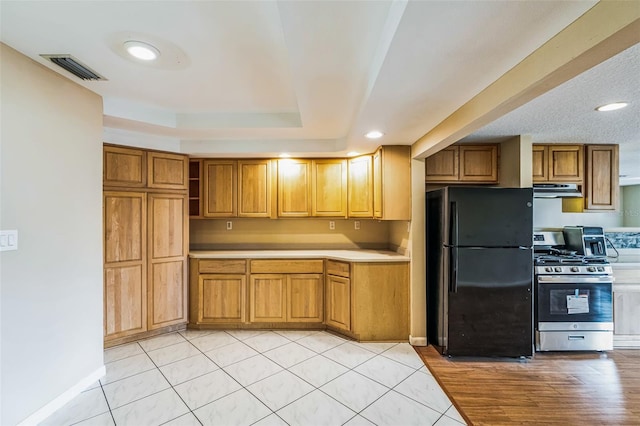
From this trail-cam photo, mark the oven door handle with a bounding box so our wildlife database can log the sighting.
[537,276,614,284]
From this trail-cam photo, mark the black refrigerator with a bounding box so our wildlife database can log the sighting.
[426,186,534,357]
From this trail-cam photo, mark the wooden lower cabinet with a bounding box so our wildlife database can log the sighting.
[189,259,247,325]
[200,274,246,323]
[250,274,287,322]
[188,256,409,341]
[104,264,147,339]
[325,274,351,331]
[350,262,409,341]
[104,191,147,341]
[287,274,323,322]
[147,193,188,330]
[148,259,186,330]
[249,273,323,323]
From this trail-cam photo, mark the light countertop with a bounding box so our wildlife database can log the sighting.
[189,249,410,263]
[609,249,640,267]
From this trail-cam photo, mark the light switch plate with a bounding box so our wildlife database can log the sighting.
[0,230,18,251]
[354,221,360,230]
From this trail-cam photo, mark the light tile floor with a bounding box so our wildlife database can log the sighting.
[42,330,467,426]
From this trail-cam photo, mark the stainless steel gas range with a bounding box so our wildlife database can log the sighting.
[533,231,613,352]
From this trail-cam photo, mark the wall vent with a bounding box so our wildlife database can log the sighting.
[40,54,107,81]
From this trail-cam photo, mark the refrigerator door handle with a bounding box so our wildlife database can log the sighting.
[450,247,458,293]
[449,201,458,293]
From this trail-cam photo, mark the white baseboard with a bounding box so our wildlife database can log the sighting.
[17,365,106,426]
[409,335,427,346]
[613,335,640,349]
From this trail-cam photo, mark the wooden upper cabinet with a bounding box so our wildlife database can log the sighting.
[459,145,498,182]
[425,144,498,184]
[147,151,188,190]
[373,146,411,220]
[585,145,619,210]
[203,160,237,217]
[278,159,312,217]
[348,155,373,218]
[532,145,549,182]
[311,159,347,217]
[238,160,272,217]
[104,145,146,187]
[425,146,459,182]
[548,145,583,182]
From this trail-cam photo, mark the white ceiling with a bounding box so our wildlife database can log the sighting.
[1,1,638,183]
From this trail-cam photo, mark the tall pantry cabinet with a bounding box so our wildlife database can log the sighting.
[103,145,189,346]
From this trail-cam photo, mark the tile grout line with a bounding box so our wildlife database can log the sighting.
[102,331,452,426]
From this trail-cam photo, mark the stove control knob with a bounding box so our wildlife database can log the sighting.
[554,266,562,272]
[597,266,605,272]
[587,266,596,272]
[570,266,579,272]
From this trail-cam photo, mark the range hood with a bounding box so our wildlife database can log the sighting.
[533,183,582,198]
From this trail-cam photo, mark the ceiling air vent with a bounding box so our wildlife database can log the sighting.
[40,54,107,81]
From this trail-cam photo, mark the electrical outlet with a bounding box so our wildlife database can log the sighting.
[354,220,360,230]
[407,221,411,232]
[329,221,335,230]
[226,221,233,230]
[0,230,18,251]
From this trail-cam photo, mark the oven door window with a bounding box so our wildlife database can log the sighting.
[537,282,612,323]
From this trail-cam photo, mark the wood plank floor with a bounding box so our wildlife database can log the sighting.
[415,346,640,425]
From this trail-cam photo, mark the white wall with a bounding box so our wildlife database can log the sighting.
[0,44,104,425]
[622,185,640,227]
[409,159,426,345]
[533,197,624,229]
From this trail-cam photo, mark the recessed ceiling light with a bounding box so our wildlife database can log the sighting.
[365,130,384,139]
[123,40,160,61]
[279,153,291,158]
[596,102,628,112]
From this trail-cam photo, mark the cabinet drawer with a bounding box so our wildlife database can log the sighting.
[250,259,323,274]
[326,260,350,278]
[199,259,246,274]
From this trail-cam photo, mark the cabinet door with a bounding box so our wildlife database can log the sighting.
[373,149,383,218]
[278,159,311,217]
[375,145,411,220]
[147,193,188,330]
[425,147,459,182]
[147,151,188,189]
[204,160,237,217]
[325,275,351,331]
[199,274,246,323]
[532,145,549,182]
[585,145,619,210]
[238,160,272,217]
[459,145,498,182]
[104,191,147,340]
[347,155,373,217]
[250,274,287,322]
[614,290,640,336]
[104,146,146,187]
[288,274,323,322]
[312,159,347,217]
[548,145,583,182]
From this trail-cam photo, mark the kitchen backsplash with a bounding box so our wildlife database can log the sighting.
[606,232,640,249]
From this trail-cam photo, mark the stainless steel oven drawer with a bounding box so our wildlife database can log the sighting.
[536,330,613,351]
